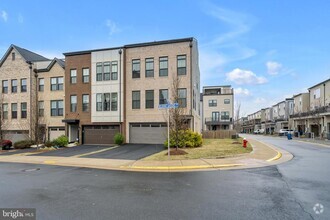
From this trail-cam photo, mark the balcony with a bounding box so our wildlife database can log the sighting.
[205,117,232,125]
[291,105,330,118]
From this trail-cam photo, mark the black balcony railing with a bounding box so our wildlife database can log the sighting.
[291,105,330,118]
[205,117,232,125]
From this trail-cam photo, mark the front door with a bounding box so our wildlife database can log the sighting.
[69,124,79,142]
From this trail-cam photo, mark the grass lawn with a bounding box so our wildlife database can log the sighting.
[143,138,253,161]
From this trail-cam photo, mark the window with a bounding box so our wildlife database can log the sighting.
[178,88,187,108]
[2,104,8,119]
[11,79,17,93]
[177,55,186,75]
[51,77,63,91]
[38,101,44,117]
[21,79,27,92]
[104,93,110,111]
[51,100,63,116]
[146,90,154,109]
[96,94,102,111]
[21,102,27,118]
[145,58,154,77]
[2,80,8,93]
[82,94,89,112]
[103,62,111,81]
[38,78,44,91]
[111,93,118,111]
[111,61,118,80]
[132,91,140,109]
[209,100,217,107]
[70,95,77,112]
[159,57,168,76]
[221,111,230,120]
[70,69,77,84]
[224,99,230,104]
[132,59,140,78]
[96,63,103,81]
[12,52,15,61]
[314,88,321,99]
[159,89,168,104]
[212,112,220,121]
[82,68,90,83]
[11,103,17,119]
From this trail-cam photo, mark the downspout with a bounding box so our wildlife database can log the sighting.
[123,47,127,142]
[189,40,194,131]
[27,61,33,139]
[119,49,122,133]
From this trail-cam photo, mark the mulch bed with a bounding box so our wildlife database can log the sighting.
[165,149,188,156]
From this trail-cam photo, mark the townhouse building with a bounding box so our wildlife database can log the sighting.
[63,37,201,145]
[201,85,234,131]
[264,107,275,134]
[291,79,330,138]
[124,38,200,144]
[0,45,65,142]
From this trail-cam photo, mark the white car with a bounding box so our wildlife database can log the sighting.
[254,129,265,134]
[279,129,294,135]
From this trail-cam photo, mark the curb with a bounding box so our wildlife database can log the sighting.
[266,152,282,162]
[126,163,244,171]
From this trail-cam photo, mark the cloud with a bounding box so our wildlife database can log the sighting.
[226,68,267,85]
[235,87,251,96]
[18,14,24,23]
[266,61,282,75]
[254,97,267,104]
[106,19,120,36]
[1,10,8,22]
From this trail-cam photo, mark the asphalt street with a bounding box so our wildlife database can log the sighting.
[0,135,329,220]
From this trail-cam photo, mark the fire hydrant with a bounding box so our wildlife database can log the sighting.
[243,138,248,148]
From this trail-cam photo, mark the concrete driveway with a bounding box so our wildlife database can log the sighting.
[82,144,164,160]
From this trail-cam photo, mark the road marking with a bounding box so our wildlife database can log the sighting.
[44,160,56,164]
[71,146,118,158]
[267,152,282,162]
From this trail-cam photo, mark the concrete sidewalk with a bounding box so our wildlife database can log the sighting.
[0,138,292,172]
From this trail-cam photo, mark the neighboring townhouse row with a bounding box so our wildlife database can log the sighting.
[63,37,201,145]
[0,45,65,142]
[200,85,234,131]
[239,78,330,139]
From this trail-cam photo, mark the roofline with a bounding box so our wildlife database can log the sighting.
[203,85,232,88]
[63,37,195,56]
[308,78,330,90]
[37,58,65,72]
[124,37,194,48]
[63,46,123,56]
[292,92,309,98]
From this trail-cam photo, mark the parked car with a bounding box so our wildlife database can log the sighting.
[254,129,265,134]
[278,129,294,136]
[1,140,12,150]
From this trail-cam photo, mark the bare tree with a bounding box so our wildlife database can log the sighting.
[234,101,241,132]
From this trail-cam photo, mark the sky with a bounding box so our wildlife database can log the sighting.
[1,0,330,116]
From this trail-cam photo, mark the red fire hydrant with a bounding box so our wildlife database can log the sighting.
[243,138,248,148]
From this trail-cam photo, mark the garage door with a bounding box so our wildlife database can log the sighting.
[3,130,29,143]
[49,127,65,141]
[83,125,120,145]
[130,123,167,144]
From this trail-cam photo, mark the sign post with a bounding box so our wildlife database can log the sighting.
[158,102,179,159]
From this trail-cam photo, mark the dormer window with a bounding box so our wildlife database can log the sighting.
[12,52,15,61]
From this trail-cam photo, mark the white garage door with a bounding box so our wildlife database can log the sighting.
[49,127,65,141]
[130,123,167,144]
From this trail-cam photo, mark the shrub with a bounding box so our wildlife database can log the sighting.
[164,129,202,148]
[44,140,53,148]
[52,135,68,147]
[14,140,35,149]
[114,133,124,145]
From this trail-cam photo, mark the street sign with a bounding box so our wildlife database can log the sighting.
[158,102,179,159]
[158,103,179,109]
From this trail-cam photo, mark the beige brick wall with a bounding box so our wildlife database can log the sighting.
[38,62,65,128]
[125,41,200,142]
[0,48,32,133]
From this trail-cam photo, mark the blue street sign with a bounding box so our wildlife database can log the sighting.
[158,103,179,109]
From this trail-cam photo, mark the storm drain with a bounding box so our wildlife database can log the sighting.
[22,168,40,172]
